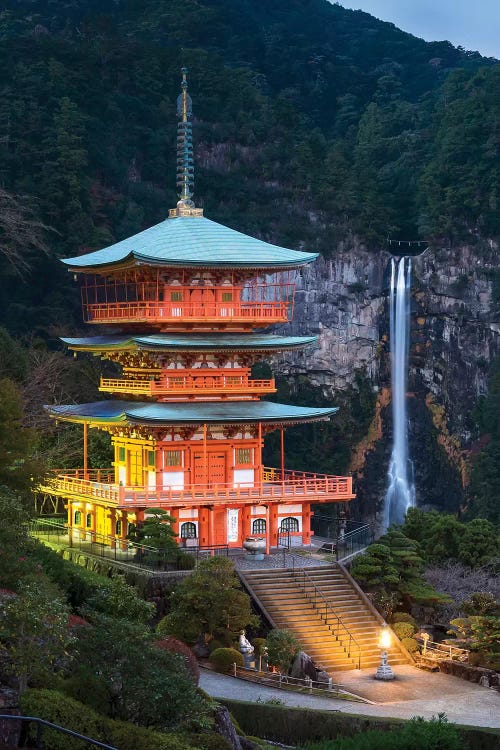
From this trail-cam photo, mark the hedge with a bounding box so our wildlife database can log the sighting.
[19,689,200,750]
[219,699,500,750]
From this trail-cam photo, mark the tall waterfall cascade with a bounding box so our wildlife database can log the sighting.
[384,256,415,530]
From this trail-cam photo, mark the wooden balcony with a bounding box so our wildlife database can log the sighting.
[38,468,355,509]
[98,369,276,400]
[84,299,290,327]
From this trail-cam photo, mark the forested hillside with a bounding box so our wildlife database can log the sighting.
[0,0,498,518]
[0,0,498,335]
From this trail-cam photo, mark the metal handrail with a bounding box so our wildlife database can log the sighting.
[284,553,362,669]
[29,518,229,570]
[0,715,117,749]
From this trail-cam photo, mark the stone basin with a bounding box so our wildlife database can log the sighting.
[242,536,266,555]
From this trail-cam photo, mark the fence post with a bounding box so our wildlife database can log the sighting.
[233,662,237,677]
[328,677,333,692]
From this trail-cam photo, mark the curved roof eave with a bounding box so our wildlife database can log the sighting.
[45,400,338,426]
[61,333,318,353]
[61,216,318,272]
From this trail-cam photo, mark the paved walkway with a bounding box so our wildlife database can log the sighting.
[200,668,500,729]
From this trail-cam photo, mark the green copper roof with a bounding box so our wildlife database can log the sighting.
[62,333,316,353]
[47,400,337,426]
[61,216,317,271]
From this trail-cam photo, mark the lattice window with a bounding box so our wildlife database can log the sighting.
[170,291,183,302]
[180,522,197,539]
[118,447,125,462]
[86,513,93,529]
[252,518,266,534]
[148,451,156,468]
[222,292,233,302]
[74,510,82,525]
[115,519,122,536]
[164,450,182,468]
[236,448,251,465]
[280,517,299,532]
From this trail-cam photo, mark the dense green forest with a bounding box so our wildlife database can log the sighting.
[0,0,499,336]
[0,0,498,518]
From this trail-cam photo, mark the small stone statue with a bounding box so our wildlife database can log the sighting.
[239,629,254,668]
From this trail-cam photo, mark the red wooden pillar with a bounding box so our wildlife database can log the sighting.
[265,505,270,555]
[269,505,279,550]
[208,506,215,549]
[169,508,180,543]
[302,503,312,546]
[241,505,252,542]
[198,507,210,547]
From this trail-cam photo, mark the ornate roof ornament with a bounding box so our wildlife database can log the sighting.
[169,67,204,218]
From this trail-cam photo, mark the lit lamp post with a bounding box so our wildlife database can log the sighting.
[375,626,395,681]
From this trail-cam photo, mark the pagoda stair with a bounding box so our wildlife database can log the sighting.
[239,565,412,673]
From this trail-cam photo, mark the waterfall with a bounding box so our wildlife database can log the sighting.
[384,256,415,530]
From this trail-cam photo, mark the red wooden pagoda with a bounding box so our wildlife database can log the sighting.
[42,69,354,552]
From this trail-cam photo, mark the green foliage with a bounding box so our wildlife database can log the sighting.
[65,613,207,730]
[392,622,416,640]
[20,689,108,750]
[265,628,302,674]
[209,647,244,673]
[402,509,499,568]
[461,593,499,617]
[0,488,35,588]
[127,507,178,550]
[252,637,267,656]
[468,357,500,524]
[85,574,155,623]
[158,557,259,644]
[391,612,418,628]
[0,378,41,495]
[351,529,449,613]
[456,519,500,568]
[20,689,200,750]
[155,637,200,683]
[0,575,73,693]
[303,716,465,750]
[400,637,419,655]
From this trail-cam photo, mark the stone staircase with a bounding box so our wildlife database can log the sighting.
[239,564,412,673]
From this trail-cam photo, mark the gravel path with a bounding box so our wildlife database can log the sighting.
[200,669,500,730]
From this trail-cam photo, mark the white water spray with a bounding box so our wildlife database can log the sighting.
[384,256,415,530]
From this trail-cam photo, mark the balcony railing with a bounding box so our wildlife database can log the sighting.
[39,467,354,508]
[84,299,290,326]
[99,371,276,399]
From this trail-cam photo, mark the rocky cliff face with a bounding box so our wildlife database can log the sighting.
[278,240,499,516]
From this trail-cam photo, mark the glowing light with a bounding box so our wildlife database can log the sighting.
[379,627,392,650]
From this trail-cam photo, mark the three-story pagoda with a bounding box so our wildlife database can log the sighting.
[44,70,354,552]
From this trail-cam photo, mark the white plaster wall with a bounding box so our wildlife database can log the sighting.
[234,469,254,486]
[162,471,184,489]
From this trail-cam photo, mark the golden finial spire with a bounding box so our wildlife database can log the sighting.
[169,67,203,218]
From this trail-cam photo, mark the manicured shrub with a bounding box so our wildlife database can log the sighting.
[209,648,244,673]
[108,720,196,749]
[303,716,466,749]
[391,612,418,628]
[392,622,416,640]
[208,638,224,653]
[19,689,108,750]
[155,637,200,683]
[401,637,419,654]
[252,637,267,655]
